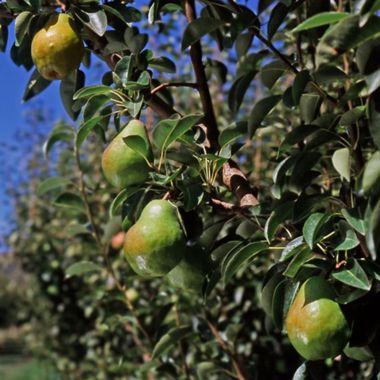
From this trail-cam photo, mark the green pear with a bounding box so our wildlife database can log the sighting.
[166,244,211,294]
[101,120,151,188]
[286,276,351,360]
[123,200,186,277]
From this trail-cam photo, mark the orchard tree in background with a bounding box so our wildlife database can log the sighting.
[1,0,380,378]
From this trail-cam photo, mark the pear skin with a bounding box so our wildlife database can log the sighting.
[31,13,84,80]
[286,276,350,360]
[123,200,186,277]
[102,120,151,188]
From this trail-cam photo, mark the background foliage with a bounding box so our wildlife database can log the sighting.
[1,0,380,378]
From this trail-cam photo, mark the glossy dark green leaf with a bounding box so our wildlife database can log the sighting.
[182,18,224,50]
[268,3,287,39]
[152,326,192,359]
[342,208,366,235]
[76,115,106,150]
[83,94,110,121]
[292,12,349,33]
[65,261,102,277]
[260,60,288,89]
[332,258,371,290]
[283,246,312,278]
[197,362,223,380]
[0,24,8,52]
[340,106,366,125]
[37,177,71,196]
[316,15,359,66]
[313,65,348,84]
[149,57,176,73]
[303,212,332,249]
[334,227,359,251]
[114,56,133,87]
[280,237,305,262]
[73,85,112,100]
[75,8,107,36]
[15,11,33,47]
[228,71,256,113]
[265,201,294,243]
[60,70,85,120]
[248,95,281,136]
[222,241,268,285]
[292,70,311,105]
[23,69,51,102]
[123,135,150,160]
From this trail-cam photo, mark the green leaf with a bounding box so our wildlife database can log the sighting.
[123,135,150,160]
[268,3,287,39]
[149,57,176,73]
[65,223,91,237]
[228,71,256,113]
[283,246,312,278]
[342,208,366,235]
[332,147,351,181]
[75,8,107,36]
[292,70,311,105]
[292,363,307,380]
[37,177,71,196]
[335,227,360,251]
[332,258,371,291]
[65,261,102,277]
[340,106,366,125]
[114,56,133,87]
[368,90,380,149]
[152,326,192,359]
[15,11,33,47]
[153,114,202,151]
[43,124,75,157]
[299,94,321,123]
[366,197,380,260]
[197,362,224,380]
[73,85,112,100]
[292,12,350,33]
[303,212,332,249]
[60,70,85,121]
[248,95,281,136]
[218,127,244,147]
[0,24,8,52]
[265,201,293,243]
[109,189,129,217]
[76,115,106,150]
[362,151,380,194]
[23,69,52,102]
[53,192,85,212]
[222,241,268,285]
[316,15,359,66]
[280,236,305,262]
[260,60,288,88]
[182,18,224,50]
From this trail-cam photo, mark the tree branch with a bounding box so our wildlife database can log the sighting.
[183,0,219,151]
[151,81,198,95]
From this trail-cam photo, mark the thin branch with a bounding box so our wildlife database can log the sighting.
[74,148,152,347]
[184,0,219,151]
[151,81,198,95]
[206,317,247,380]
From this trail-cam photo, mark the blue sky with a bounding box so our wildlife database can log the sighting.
[0,24,65,250]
